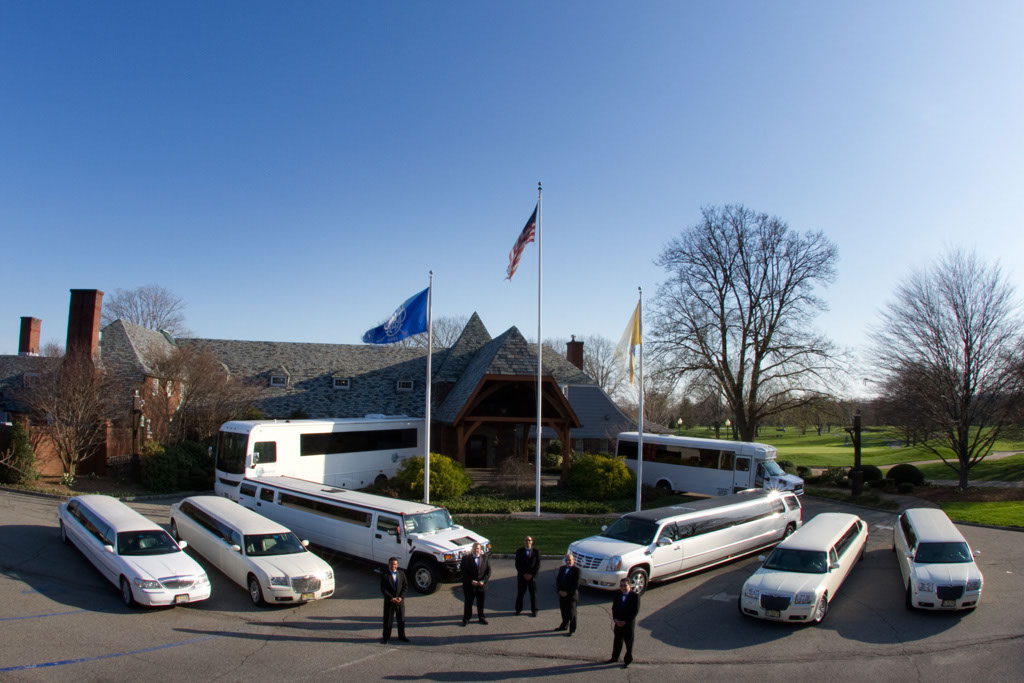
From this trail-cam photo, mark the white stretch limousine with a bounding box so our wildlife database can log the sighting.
[568,489,802,594]
[895,507,983,611]
[236,476,490,594]
[170,496,335,606]
[739,512,868,624]
[58,495,210,608]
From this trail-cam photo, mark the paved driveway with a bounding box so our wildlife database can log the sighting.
[1,491,1021,681]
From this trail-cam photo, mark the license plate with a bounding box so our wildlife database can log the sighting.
[942,599,955,607]
[174,594,190,604]
[301,592,315,601]
[765,609,780,618]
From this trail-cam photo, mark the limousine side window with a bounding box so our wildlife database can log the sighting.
[782,494,800,512]
[899,515,917,549]
[259,488,275,503]
[78,506,114,546]
[180,502,229,542]
[377,515,401,537]
[240,483,258,498]
[278,492,371,527]
[834,524,859,558]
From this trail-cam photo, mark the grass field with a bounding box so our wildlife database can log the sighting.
[457,516,616,555]
[939,501,1024,528]
[675,427,1024,468]
[916,453,1024,482]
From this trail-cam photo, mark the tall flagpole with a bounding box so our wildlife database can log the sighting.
[424,271,433,504]
[535,181,543,517]
[636,287,644,512]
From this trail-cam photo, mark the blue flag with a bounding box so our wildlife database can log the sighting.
[362,288,429,344]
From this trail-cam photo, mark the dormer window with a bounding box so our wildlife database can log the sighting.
[270,374,288,387]
[395,380,413,393]
[333,377,350,390]
[21,372,40,388]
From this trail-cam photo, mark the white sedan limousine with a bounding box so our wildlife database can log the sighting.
[169,495,335,606]
[739,512,868,624]
[58,495,211,607]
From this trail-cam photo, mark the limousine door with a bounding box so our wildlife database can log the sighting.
[649,523,683,577]
[372,514,404,564]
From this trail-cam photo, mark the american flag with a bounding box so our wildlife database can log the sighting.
[505,205,537,280]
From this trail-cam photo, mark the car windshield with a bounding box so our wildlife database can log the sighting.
[761,460,786,477]
[245,532,307,557]
[600,517,659,545]
[405,509,455,534]
[914,542,973,564]
[763,548,828,574]
[117,530,181,556]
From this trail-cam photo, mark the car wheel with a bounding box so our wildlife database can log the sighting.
[812,592,828,624]
[120,577,136,608]
[783,523,796,539]
[59,521,69,545]
[248,575,266,606]
[905,583,914,611]
[627,567,649,596]
[410,561,439,595]
[170,519,180,541]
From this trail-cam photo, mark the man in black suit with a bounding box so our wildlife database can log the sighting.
[380,557,409,644]
[514,535,541,616]
[554,553,580,636]
[460,542,490,625]
[608,578,640,667]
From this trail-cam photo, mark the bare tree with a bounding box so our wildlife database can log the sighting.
[102,284,191,337]
[41,340,64,358]
[870,249,1024,488]
[148,345,262,443]
[546,334,626,399]
[25,354,113,478]
[389,315,468,349]
[650,205,843,441]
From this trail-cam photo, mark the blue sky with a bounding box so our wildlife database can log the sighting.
[2,1,1022,387]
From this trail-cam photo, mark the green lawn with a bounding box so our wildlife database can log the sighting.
[674,426,1024,469]
[940,502,1024,528]
[456,516,616,555]
[916,453,1024,482]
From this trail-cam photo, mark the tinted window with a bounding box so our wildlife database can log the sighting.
[299,429,417,456]
[117,530,180,556]
[900,515,917,548]
[763,548,828,574]
[782,494,800,512]
[835,524,859,557]
[239,483,257,497]
[377,515,401,536]
[735,457,750,472]
[259,488,275,503]
[253,441,277,464]
[278,492,371,527]
[217,431,248,475]
[914,542,973,564]
[617,440,638,460]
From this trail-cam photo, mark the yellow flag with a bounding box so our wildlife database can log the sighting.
[614,302,642,386]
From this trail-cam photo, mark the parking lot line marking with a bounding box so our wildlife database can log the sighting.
[0,635,219,672]
[319,649,393,674]
[0,609,86,622]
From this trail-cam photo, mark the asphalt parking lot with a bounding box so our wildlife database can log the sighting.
[1,490,1022,682]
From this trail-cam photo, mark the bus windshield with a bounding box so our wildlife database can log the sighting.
[600,517,659,545]
[405,509,455,534]
[217,431,248,475]
[761,460,786,477]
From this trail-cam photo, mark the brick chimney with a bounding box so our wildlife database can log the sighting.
[566,335,584,370]
[66,289,104,361]
[19,317,41,356]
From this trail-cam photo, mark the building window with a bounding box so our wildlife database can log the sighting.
[166,380,173,397]
[21,373,40,388]
[395,380,413,393]
[333,377,350,390]
[151,377,159,394]
[270,375,288,387]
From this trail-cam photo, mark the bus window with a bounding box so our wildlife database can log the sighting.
[720,451,735,470]
[735,457,750,472]
[217,432,248,475]
[253,441,277,465]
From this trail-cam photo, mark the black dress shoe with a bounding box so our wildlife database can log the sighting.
[379,639,389,644]
[478,618,489,625]
[606,658,618,664]
[398,636,410,642]
[623,662,630,669]
[566,631,573,637]
[461,620,468,627]
[515,610,521,616]
[531,610,538,617]
[553,625,567,631]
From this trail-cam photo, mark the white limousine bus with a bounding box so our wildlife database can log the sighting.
[214,417,423,499]
[616,432,804,497]
[235,475,490,594]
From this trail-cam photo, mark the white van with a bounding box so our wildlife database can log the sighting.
[57,495,210,608]
[169,496,335,606]
[616,433,804,496]
[568,489,802,595]
[739,512,868,624]
[894,508,983,611]
[236,475,490,594]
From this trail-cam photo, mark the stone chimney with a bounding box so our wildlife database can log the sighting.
[566,335,584,370]
[66,289,104,361]
[19,317,41,356]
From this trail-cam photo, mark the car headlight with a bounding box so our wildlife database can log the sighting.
[270,576,290,587]
[322,569,334,581]
[794,592,816,604]
[916,581,934,592]
[966,579,982,591]
[194,574,209,585]
[133,578,161,590]
[744,585,760,599]
[607,556,621,571]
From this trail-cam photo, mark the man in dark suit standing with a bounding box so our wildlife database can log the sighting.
[514,535,541,616]
[553,553,580,636]
[460,542,490,625]
[380,557,409,644]
[608,578,640,667]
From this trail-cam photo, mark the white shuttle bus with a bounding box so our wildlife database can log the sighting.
[616,432,803,497]
[215,417,423,500]
[235,475,490,594]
